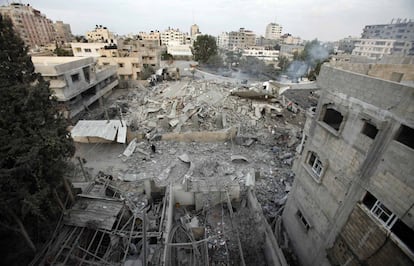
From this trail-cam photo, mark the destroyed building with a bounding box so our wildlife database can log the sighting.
[282,63,414,265]
[32,56,118,119]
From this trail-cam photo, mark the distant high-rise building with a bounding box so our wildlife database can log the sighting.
[217,32,230,49]
[265,22,282,40]
[54,21,73,44]
[0,3,55,47]
[190,24,200,37]
[359,19,414,56]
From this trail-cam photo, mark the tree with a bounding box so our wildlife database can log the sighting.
[191,35,218,64]
[278,55,290,72]
[0,15,75,264]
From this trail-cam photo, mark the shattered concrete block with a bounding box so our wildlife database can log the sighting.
[169,119,180,128]
[122,138,137,157]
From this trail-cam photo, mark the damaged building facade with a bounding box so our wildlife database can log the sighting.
[32,56,118,119]
[283,63,414,265]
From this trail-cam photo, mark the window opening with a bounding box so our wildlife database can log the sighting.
[395,125,414,149]
[322,108,343,131]
[361,122,378,139]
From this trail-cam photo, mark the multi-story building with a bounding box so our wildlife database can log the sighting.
[228,28,256,50]
[283,62,414,266]
[217,32,230,49]
[138,31,161,43]
[71,37,161,80]
[337,36,359,54]
[359,19,414,56]
[54,20,72,44]
[86,25,116,44]
[190,24,200,37]
[71,42,107,57]
[242,46,279,62]
[352,39,396,59]
[280,33,302,45]
[0,3,55,47]
[32,57,118,119]
[279,44,305,59]
[265,22,282,40]
[160,28,189,46]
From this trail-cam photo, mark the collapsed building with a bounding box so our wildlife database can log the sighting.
[282,63,414,265]
[31,73,317,265]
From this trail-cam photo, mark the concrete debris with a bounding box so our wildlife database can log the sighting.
[69,76,316,265]
[231,155,250,163]
[123,138,137,157]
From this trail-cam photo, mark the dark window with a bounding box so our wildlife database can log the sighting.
[361,122,378,139]
[395,125,414,149]
[322,108,343,131]
[362,191,377,209]
[118,63,124,68]
[297,210,310,231]
[71,73,79,82]
[391,219,414,252]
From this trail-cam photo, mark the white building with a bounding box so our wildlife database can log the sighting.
[71,42,107,57]
[217,32,230,49]
[161,28,189,46]
[242,46,279,62]
[167,40,192,58]
[352,39,396,59]
[265,23,282,40]
[32,56,118,119]
[190,24,200,37]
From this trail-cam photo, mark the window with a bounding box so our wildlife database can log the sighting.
[361,122,378,139]
[75,47,81,52]
[308,151,323,177]
[362,192,396,229]
[71,73,80,82]
[118,63,124,68]
[322,107,343,131]
[84,48,92,53]
[297,210,310,231]
[395,124,414,149]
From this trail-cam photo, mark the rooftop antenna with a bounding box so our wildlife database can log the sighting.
[192,9,195,24]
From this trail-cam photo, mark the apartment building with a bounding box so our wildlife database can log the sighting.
[280,33,302,45]
[279,44,305,59]
[71,42,107,57]
[32,57,118,119]
[338,36,359,54]
[217,32,230,49]
[228,28,256,50]
[360,19,414,56]
[138,31,161,43]
[160,28,190,46]
[71,37,161,80]
[190,24,200,37]
[86,25,116,44]
[0,3,55,47]
[283,62,414,266]
[242,46,279,62]
[54,20,73,44]
[265,22,282,40]
[352,39,396,59]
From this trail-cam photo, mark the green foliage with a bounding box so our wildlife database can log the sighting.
[161,50,174,61]
[0,14,75,264]
[192,35,218,64]
[141,64,155,80]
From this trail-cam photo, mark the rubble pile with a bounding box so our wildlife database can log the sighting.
[74,78,312,221]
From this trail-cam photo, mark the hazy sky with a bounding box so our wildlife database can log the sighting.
[4,0,414,41]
